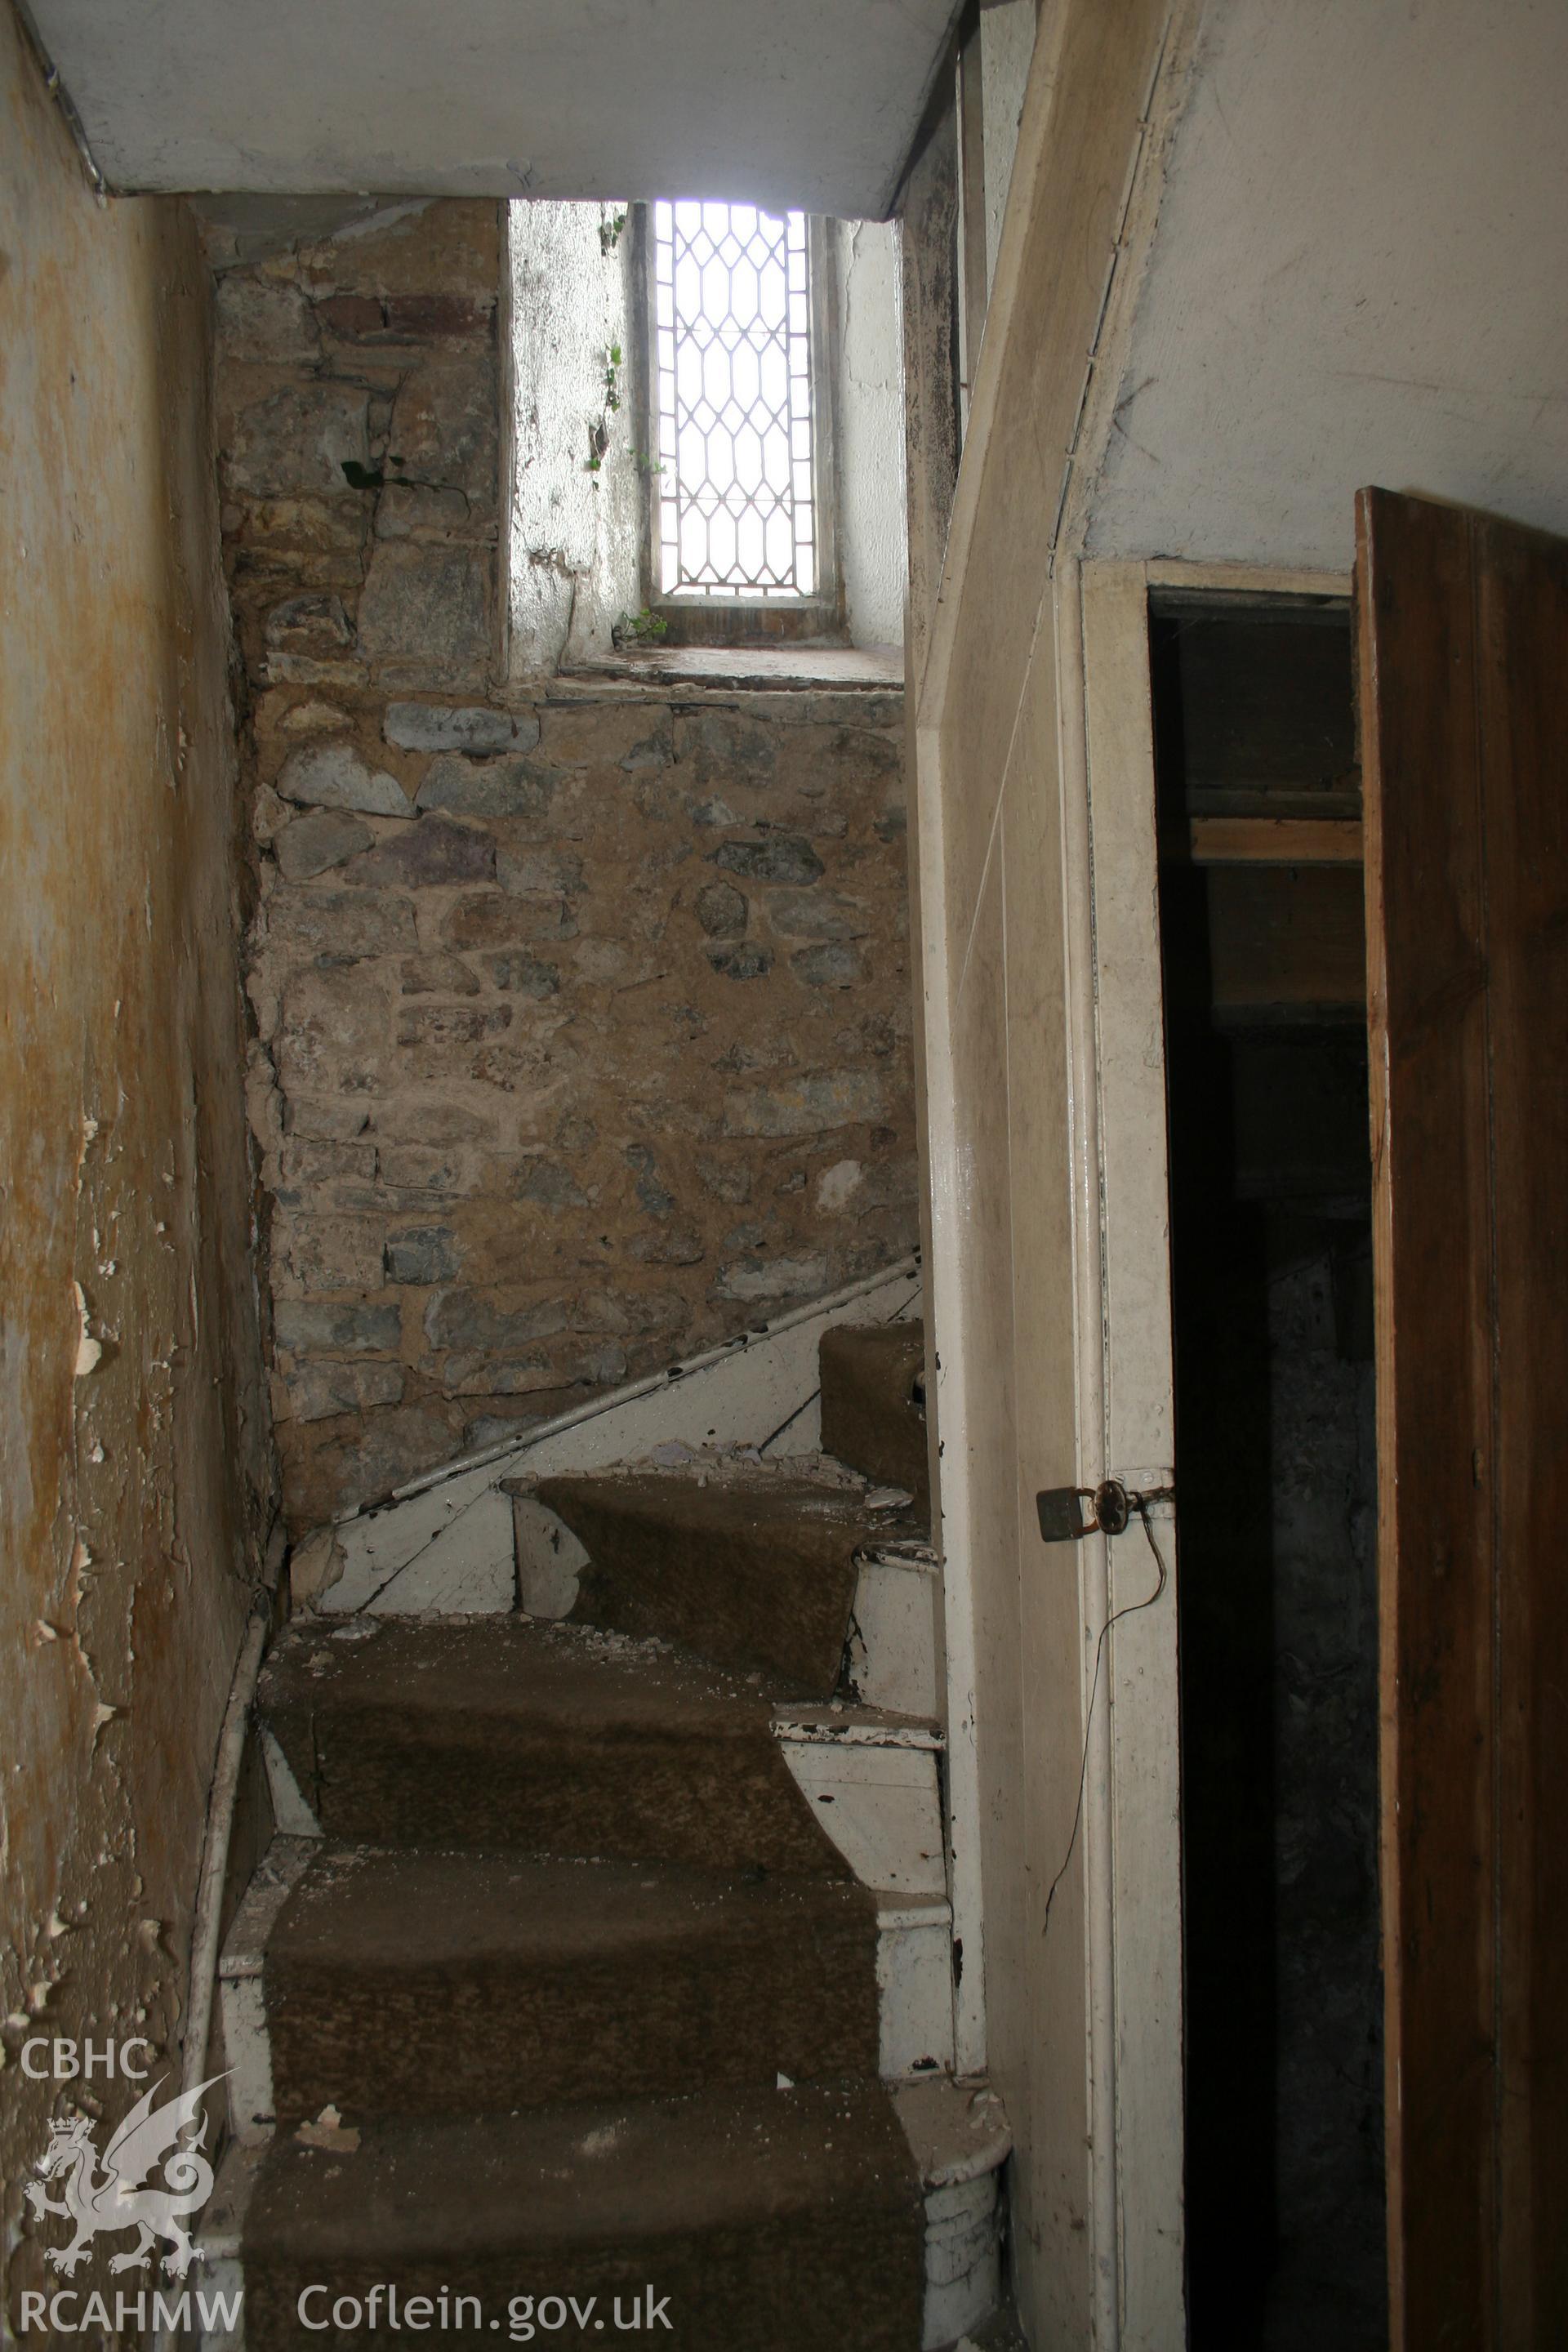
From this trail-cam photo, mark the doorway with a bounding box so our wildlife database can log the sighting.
[1151,597,1387,2350]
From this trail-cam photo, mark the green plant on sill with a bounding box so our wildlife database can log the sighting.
[598,207,629,256]
[613,608,669,647]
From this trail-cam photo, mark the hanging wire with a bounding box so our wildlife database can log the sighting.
[1040,1487,1175,1944]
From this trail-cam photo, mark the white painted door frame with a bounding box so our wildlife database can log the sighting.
[925,550,1353,2343]
[918,550,1187,2344]
[1080,554,1358,2339]
[1067,552,1185,2348]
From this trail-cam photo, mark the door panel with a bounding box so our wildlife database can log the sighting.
[1357,488,1568,2350]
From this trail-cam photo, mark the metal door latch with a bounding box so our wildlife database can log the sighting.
[1036,1479,1132,1543]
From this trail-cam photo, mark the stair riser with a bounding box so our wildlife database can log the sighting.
[844,1552,940,1718]
[878,1910,956,2079]
[922,2176,1006,2352]
[265,1936,880,2125]
[778,1737,946,1898]
[263,1720,845,1876]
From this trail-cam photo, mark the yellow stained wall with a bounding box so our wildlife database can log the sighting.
[0,1,272,2310]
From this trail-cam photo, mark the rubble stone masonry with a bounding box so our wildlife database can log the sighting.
[211,199,917,1529]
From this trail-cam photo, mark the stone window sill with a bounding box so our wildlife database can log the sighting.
[566,644,904,692]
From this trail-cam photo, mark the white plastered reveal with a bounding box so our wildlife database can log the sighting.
[507,203,644,675]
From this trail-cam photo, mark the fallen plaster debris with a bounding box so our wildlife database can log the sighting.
[296,2103,361,2153]
[621,1440,868,1494]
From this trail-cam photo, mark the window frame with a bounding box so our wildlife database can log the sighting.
[635,203,844,643]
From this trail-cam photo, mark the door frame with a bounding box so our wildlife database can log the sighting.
[1074,553,1352,2339]
[922,549,1349,2343]
[901,0,1329,2335]
[1081,550,1354,2332]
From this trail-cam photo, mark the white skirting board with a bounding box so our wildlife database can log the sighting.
[314,1257,922,1618]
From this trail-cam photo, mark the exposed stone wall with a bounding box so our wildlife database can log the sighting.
[211,200,917,1531]
[212,198,503,698]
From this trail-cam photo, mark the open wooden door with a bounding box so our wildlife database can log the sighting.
[1357,488,1568,2350]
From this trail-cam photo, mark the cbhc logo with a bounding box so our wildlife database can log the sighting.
[20,2040,156,2081]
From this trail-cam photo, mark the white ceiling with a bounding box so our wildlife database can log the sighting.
[28,0,960,219]
[1085,0,1568,570]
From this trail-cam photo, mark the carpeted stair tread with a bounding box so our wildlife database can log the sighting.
[818,1322,929,1518]
[257,1617,844,1875]
[265,1845,880,2123]
[243,2082,924,2352]
[537,1471,881,1694]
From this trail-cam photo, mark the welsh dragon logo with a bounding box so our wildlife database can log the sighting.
[24,2074,226,2278]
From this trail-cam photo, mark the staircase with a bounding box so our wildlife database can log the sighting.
[201,1317,1009,2350]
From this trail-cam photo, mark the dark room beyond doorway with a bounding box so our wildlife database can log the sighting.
[1152,598,1386,2352]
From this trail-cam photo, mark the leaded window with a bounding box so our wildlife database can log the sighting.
[650,201,821,601]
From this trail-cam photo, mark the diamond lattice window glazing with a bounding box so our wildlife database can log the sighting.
[653,201,817,599]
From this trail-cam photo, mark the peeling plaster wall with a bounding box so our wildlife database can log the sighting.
[212,201,918,1533]
[0,3,273,2317]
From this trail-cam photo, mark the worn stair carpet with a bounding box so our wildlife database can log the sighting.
[241,1322,932,2348]
[264,1846,880,2123]
[536,1470,880,1695]
[260,1616,847,1874]
[242,2084,923,2352]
